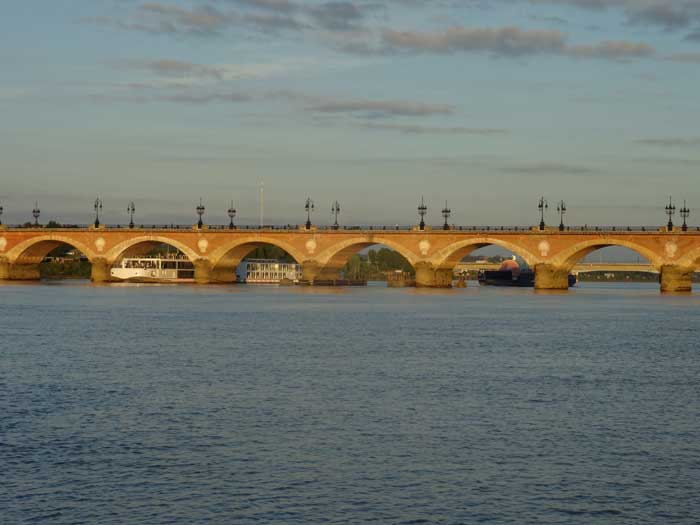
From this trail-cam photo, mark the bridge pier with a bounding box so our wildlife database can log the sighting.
[210,260,238,283]
[91,258,112,283]
[534,263,570,290]
[0,260,41,281]
[301,261,343,284]
[415,262,452,288]
[660,265,693,293]
[301,261,321,283]
[194,259,213,284]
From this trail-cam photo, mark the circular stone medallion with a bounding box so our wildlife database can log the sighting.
[305,239,317,254]
[418,239,430,256]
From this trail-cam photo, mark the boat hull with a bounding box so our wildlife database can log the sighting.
[478,270,577,288]
[113,277,195,284]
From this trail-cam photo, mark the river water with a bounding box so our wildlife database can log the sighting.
[1,281,699,524]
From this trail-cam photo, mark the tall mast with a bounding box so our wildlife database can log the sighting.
[260,180,264,228]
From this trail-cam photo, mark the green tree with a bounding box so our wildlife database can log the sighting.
[244,245,294,262]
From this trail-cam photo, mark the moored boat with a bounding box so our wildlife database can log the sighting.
[110,256,195,282]
[478,258,577,287]
[236,259,302,284]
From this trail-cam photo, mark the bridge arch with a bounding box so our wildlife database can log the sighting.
[676,246,700,270]
[206,236,308,283]
[314,236,421,274]
[550,239,664,271]
[208,236,307,269]
[430,237,540,270]
[6,235,97,264]
[105,235,199,263]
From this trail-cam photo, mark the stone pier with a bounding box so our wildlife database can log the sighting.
[91,258,112,283]
[300,261,344,284]
[0,260,40,280]
[660,265,693,293]
[534,263,570,290]
[210,260,238,283]
[193,259,213,284]
[415,262,453,288]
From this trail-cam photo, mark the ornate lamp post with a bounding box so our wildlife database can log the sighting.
[442,201,451,231]
[127,201,135,229]
[557,200,566,231]
[228,201,237,229]
[418,196,427,231]
[32,201,41,226]
[94,197,103,228]
[680,200,690,232]
[195,198,205,229]
[538,196,548,231]
[305,197,315,230]
[331,200,340,230]
[665,196,676,230]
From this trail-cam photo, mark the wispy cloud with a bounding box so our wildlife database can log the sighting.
[362,123,508,135]
[308,98,455,117]
[131,59,224,79]
[525,0,700,32]
[87,1,382,36]
[87,2,305,35]
[502,161,598,175]
[87,2,662,65]
[374,26,654,61]
[665,52,700,63]
[567,40,654,59]
[307,2,370,31]
[157,92,253,103]
[635,137,700,147]
[109,58,316,85]
[137,3,236,34]
[382,26,568,56]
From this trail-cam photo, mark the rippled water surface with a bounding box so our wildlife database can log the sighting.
[2,281,699,524]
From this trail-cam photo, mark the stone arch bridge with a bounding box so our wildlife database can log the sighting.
[1,227,700,292]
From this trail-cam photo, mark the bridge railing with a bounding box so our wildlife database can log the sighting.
[3,224,699,232]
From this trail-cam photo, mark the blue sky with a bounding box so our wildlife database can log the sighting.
[2,0,700,227]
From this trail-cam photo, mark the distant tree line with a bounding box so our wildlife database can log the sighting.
[40,245,91,278]
[18,220,63,228]
[343,248,414,281]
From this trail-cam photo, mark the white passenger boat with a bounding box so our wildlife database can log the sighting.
[110,256,195,282]
[236,259,302,284]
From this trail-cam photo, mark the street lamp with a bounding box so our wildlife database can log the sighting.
[94,197,103,228]
[32,201,41,226]
[0,201,3,226]
[418,196,427,231]
[665,196,676,230]
[538,196,548,231]
[442,201,451,231]
[305,197,315,230]
[331,200,340,230]
[127,202,135,229]
[557,200,566,231]
[680,200,690,232]
[196,198,205,229]
[228,201,237,229]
